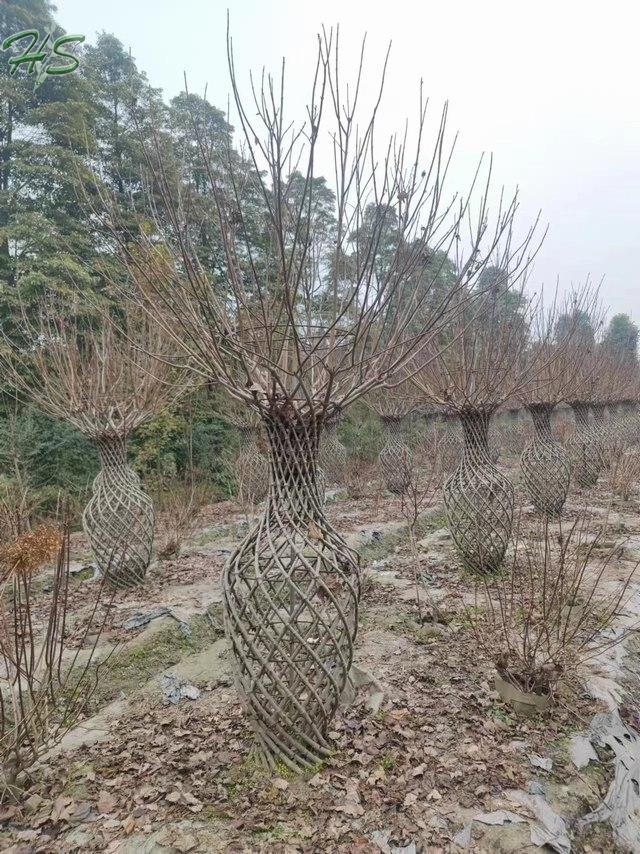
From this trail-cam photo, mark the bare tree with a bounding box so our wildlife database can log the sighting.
[591,347,640,466]
[412,277,542,573]
[318,407,348,487]
[467,513,638,703]
[215,395,270,510]
[564,298,608,488]
[493,402,531,457]
[97,29,539,770]
[518,285,599,516]
[434,409,464,471]
[1,300,188,588]
[366,379,417,496]
[400,456,443,623]
[0,513,117,800]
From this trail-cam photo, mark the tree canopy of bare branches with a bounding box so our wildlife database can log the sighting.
[97,27,541,429]
[0,299,188,440]
[0,298,190,588]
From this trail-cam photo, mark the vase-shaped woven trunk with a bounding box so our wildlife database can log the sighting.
[421,412,438,459]
[378,416,412,495]
[506,409,520,450]
[591,403,613,468]
[236,426,269,505]
[319,422,347,485]
[616,400,640,450]
[505,408,529,455]
[520,403,570,517]
[82,434,155,588]
[223,412,360,772]
[487,420,500,464]
[438,413,463,470]
[568,402,605,488]
[444,410,514,574]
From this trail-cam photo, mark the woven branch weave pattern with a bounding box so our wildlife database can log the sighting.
[379,416,412,495]
[236,426,269,506]
[438,414,463,470]
[502,409,531,456]
[319,422,347,485]
[568,403,605,488]
[444,410,514,574]
[82,434,154,588]
[613,401,640,452]
[223,412,360,772]
[521,403,570,517]
[591,403,614,467]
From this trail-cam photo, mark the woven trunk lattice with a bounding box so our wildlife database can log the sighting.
[236,426,269,505]
[488,421,500,464]
[613,401,639,451]
[319,421,347,485]
[591,403,613,468]
[568,403,605,488]
[504,409,529,455]
[223,412,360,772]
[82,434,155,588]
[521,403,570,517]
[443,410,514,574]
[422,413,438,457]
[379,416,412,495]
[438,414,462,469]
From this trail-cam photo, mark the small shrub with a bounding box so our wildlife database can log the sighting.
[0,512,115,800]
[467,514,638,698]
[153,478,209,558]
[343,458,375,499]
[0,523,60,581]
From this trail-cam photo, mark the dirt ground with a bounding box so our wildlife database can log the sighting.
[1,453,639,853]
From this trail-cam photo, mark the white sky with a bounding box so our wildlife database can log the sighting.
[54,0,640,319]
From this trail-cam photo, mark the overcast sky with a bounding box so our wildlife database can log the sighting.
[55,0,639,319]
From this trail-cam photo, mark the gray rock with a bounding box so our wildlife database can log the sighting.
[160,673,201,705]
[528,753,553,772]
[568,734,598,770]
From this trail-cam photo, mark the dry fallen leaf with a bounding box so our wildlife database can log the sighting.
[334,778,365,817]
[174,833,198,852]
[97,790,117,815]
[51,795,74,823]
[122,815,136,835]
[403,792,418,807]
[16,829,40,842]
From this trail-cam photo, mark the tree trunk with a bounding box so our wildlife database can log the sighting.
[568,402,605,488]
[378,415,412,496]
[616,400,639,450]
[223,409,360,772]
[591,402,612,467]
[444,409,514,574]
[82,434,154,588]
[319,419,347,486]
[236,425,269,506]
[521,403,570,517]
